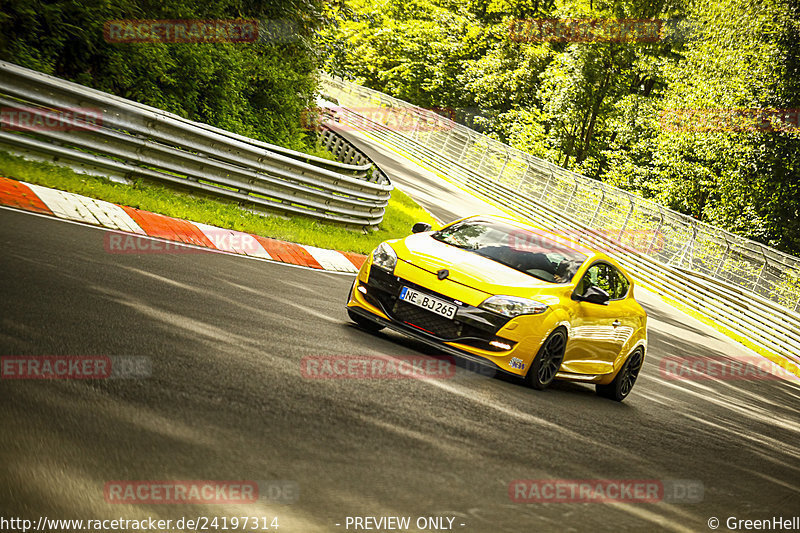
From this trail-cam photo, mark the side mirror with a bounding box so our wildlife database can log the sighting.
[411,222,432,234]
[575,285,610,305]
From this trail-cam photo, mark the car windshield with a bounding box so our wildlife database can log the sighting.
[432,219,588,283]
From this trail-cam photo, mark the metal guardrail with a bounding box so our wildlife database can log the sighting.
[317,125,391,185]
[0,61,393,227]
[320,75,800,367]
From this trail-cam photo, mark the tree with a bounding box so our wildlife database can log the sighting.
[613,0,800,252]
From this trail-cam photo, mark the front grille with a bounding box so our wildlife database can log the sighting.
[392,300,462,338]
[363,267,511,342]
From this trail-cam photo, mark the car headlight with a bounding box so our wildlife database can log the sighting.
[479,295,548,317]
[372,242,397,272]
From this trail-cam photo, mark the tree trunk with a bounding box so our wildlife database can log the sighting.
[576,69,611,163]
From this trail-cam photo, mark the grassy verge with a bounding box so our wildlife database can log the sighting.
[0,151,438,254]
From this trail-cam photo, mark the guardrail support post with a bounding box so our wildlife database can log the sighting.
[752,262,767,293]
[517,164,531,191]
[498,154,510,183]
[441,126,455,158]
[670,225,697,269]
[476,145,489,174]
[752,249,770,293]
[617,195,635,241]
[457,133,470,163]
[563,180,579,211]
[589,189,605,226]
[647,211,665,255]
[539,169,552,201]
[714,239,731,277]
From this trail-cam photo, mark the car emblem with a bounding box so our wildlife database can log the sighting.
[437,269,449,280]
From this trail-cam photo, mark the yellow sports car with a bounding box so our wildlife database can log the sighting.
[346,215,648,401]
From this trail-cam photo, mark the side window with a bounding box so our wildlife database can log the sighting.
[577,263,612,296]
[609,267,630,300]
[576,263,629,300]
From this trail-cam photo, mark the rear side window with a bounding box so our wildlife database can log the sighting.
[610,268,630,299]
[576,262,630,300]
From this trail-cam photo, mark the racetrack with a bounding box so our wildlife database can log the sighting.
[1,135,799,532]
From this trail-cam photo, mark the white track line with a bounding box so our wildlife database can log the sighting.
[303,244,359,272]
[24,183,146,234]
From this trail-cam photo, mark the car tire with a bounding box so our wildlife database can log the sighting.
[596,348,644,402]
[347,308,385,332]
[525,328,566,390]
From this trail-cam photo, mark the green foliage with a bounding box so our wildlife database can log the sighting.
[323,0,800,255]
[0,0,324,150]
[605,0,800,251]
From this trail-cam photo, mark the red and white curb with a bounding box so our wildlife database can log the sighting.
[0,177,366,273]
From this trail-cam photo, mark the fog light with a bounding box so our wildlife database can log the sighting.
[489,340,512,350]
[357,285,367,294]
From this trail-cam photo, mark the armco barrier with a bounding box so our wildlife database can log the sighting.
[317,125,390,185]
[320,76,800,367]
[0,61,392,227]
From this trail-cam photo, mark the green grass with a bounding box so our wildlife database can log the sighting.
[0,151,438,255]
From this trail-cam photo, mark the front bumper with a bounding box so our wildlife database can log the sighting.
[347,266,530,377]
[346,305,516,379]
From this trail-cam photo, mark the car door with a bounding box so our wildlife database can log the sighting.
[561,262,629,375]
[605,266,640,364]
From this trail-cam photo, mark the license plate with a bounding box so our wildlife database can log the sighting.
[398,287,457,319]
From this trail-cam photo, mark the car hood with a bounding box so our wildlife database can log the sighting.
[393,233,560,297]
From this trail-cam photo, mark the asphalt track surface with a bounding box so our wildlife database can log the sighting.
[1,132,799,533]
